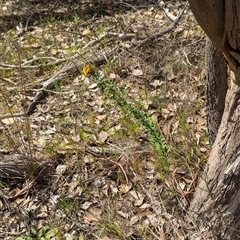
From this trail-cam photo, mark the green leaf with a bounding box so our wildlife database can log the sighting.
[44,227,58,239]
[15,236,31,240]
[30,227,38,236]
[37,226,50,238]
[79,128,89,143]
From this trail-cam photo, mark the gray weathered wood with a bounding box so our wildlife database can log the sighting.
[190,84,240,239]
[188,0,240,239]
[205,38,228,146]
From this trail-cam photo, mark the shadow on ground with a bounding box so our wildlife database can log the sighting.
[0,0,160,33]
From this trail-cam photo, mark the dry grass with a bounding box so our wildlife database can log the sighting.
[0,0,207,239]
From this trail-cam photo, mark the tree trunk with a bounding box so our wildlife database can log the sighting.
[205,38,228,146]
[187,1,240,239]
[190,83,240,239]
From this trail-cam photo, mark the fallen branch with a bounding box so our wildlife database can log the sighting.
[82,32,135,51]
[0,143,127,179]
[0,153,35,178]
[26,46,118,115]
[0,112,25,120]
[0,32,134,70]
[0,45,119,119]
[0,9,184,118]
[0,57,67,70]
[133,9,184,46]
[0,8,183,71]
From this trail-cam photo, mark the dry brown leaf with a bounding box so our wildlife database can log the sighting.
[15,197,26,206]
[67,181,79,192]
[101,236,111,240]
[134,196,144,206]
[96,114,107,121]
[1,118,15,125]
[167,103,177,112]
[36,204,48,218]
[156,13,164,20]
[132,68,143,76]
[161,108,172,119]
[88,83,98,89]
[195,132,200,145]
[102,184,109,197]
[143,10,153,16]
[83,212,100,224]
[117,211,129,219]
[146,160,155,170]
[82,28,91,35]
[130,215,139,225]
[80,201,92,210]
[19,195,30,207]
[83,155,94,163]
[140,203,151,209]
[119,183,132,193]
[137,210,152,218]
[172,120,179,131]
[36,220,46,230]
[9,181,34,199]
[160,229,167,240]
[98,131,108,143]
[129,190,142,200]
[89,207,102,218]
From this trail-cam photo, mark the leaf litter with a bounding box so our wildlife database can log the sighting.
[0,0,207,239]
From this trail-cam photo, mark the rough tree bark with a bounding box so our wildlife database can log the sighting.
[188,1,240,239]
[205,38,228,146]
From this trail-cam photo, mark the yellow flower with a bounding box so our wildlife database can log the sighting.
[82,65,94,76]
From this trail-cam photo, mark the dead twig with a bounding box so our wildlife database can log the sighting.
[133,9,184,46]
[0,10,183,118]
[0,57,67,70]
[0,32,134,70]
[26,46,118,115]
[108,158,129,184]
[0,112,25,120]
[82,32,135,51]
[85,145,129,184]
